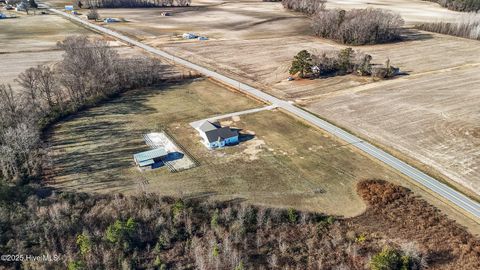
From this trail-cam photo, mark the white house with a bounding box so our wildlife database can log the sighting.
[182,33,198,39]
[196,121,239,149]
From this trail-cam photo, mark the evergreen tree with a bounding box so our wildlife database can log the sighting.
[289,50,313,78]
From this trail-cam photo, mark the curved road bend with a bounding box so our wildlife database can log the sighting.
[50,9,480,221]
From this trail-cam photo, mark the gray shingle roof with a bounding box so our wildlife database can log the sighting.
[205,127,238,143]
[198,121,238,143]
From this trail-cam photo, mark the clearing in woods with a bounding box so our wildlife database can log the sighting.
[48,78,412,218]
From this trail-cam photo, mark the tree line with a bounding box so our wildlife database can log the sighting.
[2,179,478,269]
[0,36,170,185]
[424,0,480,12]
[290,48,399,80]
[416,12,480,40]
[279,0,404,44]
[312,9,404,45]
[77,0,191,8]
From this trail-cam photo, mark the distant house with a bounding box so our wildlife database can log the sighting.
[104,17,120,23]
[133,147,168,169]
[196,121,239,149]
[182,33,198,39]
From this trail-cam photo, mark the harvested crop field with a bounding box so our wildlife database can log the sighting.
[306,65,480,197]
[48,78,413,218]
[326,0,463,25]
[92,1,311,43]
[0,13,130,92]
[0,13,97,53]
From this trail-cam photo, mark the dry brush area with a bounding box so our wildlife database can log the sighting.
[0,180,478,269]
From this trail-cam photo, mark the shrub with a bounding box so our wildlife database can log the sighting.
[87,9,100,20]
[172,199,185,219]
[370,247,404,270]
[76,232,92,256]
[282,0,326,15]
[287,208,298,223]
[105,218,137,246]
[211,208,220,228]
[312,9,404,44]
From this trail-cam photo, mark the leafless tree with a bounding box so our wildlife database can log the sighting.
[82,0,190,8]
[56,36,119,106]
[282,0,326,15]
[312,8,404,44]
[416,12,480,40]
[0,84,21,129]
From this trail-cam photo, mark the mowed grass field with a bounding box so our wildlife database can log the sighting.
[48,79,408,217]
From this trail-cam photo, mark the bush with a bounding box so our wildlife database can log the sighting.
[282,0,326,15]
[87,9,100,20]
[370,247,404,270]
[312,8,404,44]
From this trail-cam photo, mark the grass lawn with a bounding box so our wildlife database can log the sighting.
[48,78,407,217]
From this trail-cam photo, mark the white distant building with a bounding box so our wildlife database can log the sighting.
[104,18,120,23]
[182,33,198,39]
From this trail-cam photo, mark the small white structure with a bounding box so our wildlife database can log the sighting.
[64,5,74,11]
[104,17,120,23]
[197,36,208,41]
[195,121,239,149]
[182,33,198,39]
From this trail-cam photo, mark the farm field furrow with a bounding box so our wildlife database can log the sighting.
[306,66,480,196]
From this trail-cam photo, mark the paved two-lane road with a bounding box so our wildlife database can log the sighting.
[50,8,480,221]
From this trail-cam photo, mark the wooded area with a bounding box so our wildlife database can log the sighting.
[416,12,480,40]
[289,48,399,79]
[311,9,404,44]
[279,0,404,44]
[77,0,191,8]
[0,36,169,185]
[0,180,478,269]
[424,0,480,12]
